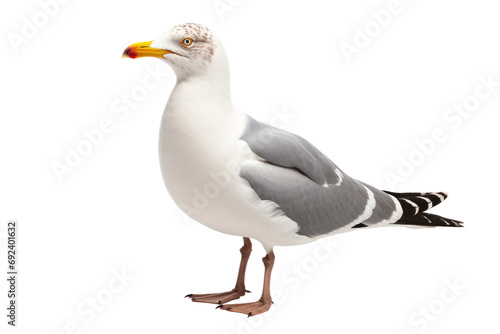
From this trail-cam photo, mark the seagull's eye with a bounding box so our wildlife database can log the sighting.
[182,37,193,47]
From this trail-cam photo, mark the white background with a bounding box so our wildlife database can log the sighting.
[1,0,499,333]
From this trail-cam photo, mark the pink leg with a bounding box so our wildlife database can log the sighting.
[186,237,252,304]
[217,250,275,317]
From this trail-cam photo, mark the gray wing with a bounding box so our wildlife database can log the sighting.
[240,116,401,237]
[241,116,343,186]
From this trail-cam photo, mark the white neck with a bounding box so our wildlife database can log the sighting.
[163,37,235,121]
[159,49,246,163]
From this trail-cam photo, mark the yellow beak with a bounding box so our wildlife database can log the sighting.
[122,41,170,59]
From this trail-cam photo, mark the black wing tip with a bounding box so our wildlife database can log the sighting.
[395,213,464,227]
[451,219,465,227]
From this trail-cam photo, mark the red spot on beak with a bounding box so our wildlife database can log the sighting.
[123,46,137,59]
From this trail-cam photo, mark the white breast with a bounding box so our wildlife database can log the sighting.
[157,75,320,251]
[159,107,310,250]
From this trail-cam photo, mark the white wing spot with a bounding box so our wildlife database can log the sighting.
[422,215,433,224]
[439,217,451,226]
[333,168,344,186]
[401,198,419,215]
[417,196,433,210]
[346,186,376,227]
[369,195,404,227]
[433,192,445,202]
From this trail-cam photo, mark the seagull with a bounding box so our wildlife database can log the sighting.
[122,23,463,317]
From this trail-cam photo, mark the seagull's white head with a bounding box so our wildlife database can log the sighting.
[122,23,228,81]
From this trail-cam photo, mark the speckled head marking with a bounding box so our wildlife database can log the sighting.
[123,23,229,81]
[171,23,216,60]
[145,23,219,77]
